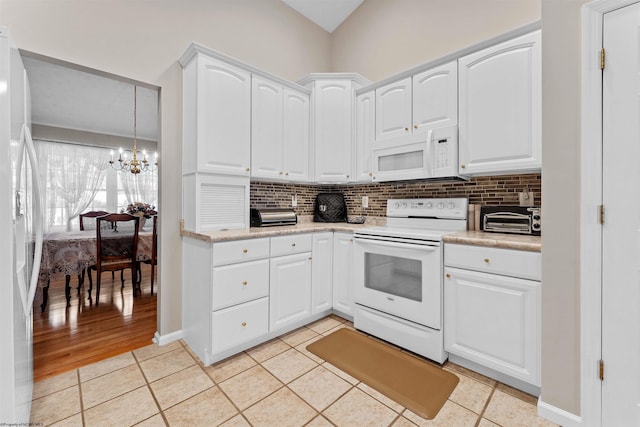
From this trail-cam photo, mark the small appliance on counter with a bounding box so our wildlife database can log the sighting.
[480,205,541,235]
[250,208,297,227]
[314,193,347,223]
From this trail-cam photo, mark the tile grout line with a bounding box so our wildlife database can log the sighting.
[131,348,171,426]
[475,382,499,427]
[76,369,86,427]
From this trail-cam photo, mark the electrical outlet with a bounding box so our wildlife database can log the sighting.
[291,194,297,207]
[519,192,534,206]
[362,196,369,208]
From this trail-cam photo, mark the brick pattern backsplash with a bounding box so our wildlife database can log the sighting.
[250,173,541,217]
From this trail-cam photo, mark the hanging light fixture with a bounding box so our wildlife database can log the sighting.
[109,85,158,174]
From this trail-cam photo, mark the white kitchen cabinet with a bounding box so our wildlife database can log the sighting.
[182,53,251,176]
[251,76,310,182]
[332,232,354,317]
[312,232,333,314]
[355,91,375,182]
[270,252,312,331]
[375,77,412,140]
[444,243,540,388]
[251,76,283,180]
[282,88,310,181]
[458,31,541,175]
[375,61,457,143]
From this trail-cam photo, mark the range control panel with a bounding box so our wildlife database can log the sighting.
[386,198,469,220]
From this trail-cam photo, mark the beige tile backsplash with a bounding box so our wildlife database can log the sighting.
[250,174,542,218]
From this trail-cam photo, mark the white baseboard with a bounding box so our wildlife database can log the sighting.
[538,399,582,427]
[153,329,184,346]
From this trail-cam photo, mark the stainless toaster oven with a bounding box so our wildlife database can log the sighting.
[480,205,541,236]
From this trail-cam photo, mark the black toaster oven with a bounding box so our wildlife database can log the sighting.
[480,205,541,235]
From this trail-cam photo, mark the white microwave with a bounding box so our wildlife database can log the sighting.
[371,125,460,182]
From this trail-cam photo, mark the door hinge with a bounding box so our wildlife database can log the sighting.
[599,204,605,225]
[601,48,606,70]
[599,359,605,381]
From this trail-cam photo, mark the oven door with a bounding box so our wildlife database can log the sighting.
[353,236,442,329]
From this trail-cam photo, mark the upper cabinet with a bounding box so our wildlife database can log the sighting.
[251,77,310,182]
[354,90,375,182]
[375,61,457,142]
[458,31,541,175]
[182,53,251,176]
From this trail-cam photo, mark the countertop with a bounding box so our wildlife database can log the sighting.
[443,230,541,252]
[180,218,542,252]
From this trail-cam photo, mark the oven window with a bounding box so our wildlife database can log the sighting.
[364,253,422,301]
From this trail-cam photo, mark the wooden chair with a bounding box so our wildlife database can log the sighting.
[137,215,157,295]
[77,210,111,295]
[88,213,140,303]
[79,210,109,230]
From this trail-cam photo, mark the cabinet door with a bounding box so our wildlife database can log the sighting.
[458,31,541,175]
[355,91,374,182]
[413,61,457,132]
[251,76,283,180]
[314,80,353,182]
[375,77,412,141]
[444,266,540,386]
[332,232,354,316]
[270,252,312,331]
[283,88,310,181]
[197,55,251,175]
[311,233,333,314]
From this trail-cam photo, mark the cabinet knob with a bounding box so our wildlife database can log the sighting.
[346,175,350,178]
[242,281,248,286]
[413,125,418,129]
[461,164,466,169]
[241,322,247,327]
[484,258,490,263]
[404,127,409,132]
[246,167,250,172]
[285,172,289,176]
[292,243,296,247]
[368,172,372,176]
[279,171,283,175]
[446,273,451,279]
[242,249,248,253]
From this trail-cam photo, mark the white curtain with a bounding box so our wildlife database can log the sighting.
[35,140,109,232]
[119,168,158,208]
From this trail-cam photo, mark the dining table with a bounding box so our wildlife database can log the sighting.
[38,228,153,311]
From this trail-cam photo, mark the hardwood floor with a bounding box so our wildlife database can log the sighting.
[33,264,157,382]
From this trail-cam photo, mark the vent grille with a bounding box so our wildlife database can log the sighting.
[200,183,246,228]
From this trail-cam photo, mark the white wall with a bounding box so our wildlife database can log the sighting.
[331,0,541,81]
[0,0,331,337]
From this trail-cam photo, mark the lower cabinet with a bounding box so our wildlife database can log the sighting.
[444,244,541,387]
[311,232,333,314]
[269,252,312,331]
[333,232,354,316]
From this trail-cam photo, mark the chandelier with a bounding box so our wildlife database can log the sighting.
[109,85,158,174]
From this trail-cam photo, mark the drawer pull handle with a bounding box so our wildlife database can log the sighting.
[445,273,451,279]
[484,258,490,263]
[242,281,248,286]
[243,249,248,253]
[241,322,247,327]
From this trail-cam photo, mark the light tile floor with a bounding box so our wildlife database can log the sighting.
[30,315,559,427]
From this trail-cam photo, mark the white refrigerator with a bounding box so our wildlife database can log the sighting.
[0,27,44,422]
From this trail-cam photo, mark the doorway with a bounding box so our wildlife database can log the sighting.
[582,1,640,426]
[21,52,161,381]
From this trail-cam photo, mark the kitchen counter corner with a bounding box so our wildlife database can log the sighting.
[443,230,541,252]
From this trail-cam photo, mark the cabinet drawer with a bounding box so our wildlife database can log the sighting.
[270,234,312,257]
[211,297,269,354]
[213,238,270,266]
[212,259,269,310]
[444,244,541,281]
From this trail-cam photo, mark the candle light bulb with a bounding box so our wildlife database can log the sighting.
[110,149,114,161]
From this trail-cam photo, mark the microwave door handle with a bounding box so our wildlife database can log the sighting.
[425,129,433,178]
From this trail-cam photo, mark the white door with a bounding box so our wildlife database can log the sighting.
[282,88,309,181]
[375,77,412,140]
[311,233,333,314]
[198,56,251,175]
[458,31,541,175]
[251,76,283,180]
[332,232,354,316]
[269,253,312,331]
[355,91,374,182]
[602,4,640,425]
[314,80,353,182]
[412,62,458,133]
